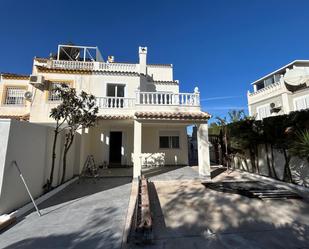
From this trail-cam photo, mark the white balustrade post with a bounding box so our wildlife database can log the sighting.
[194,87,200,106]
[136,91,140,104]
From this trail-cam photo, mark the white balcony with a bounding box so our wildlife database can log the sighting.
[247,81,288,104]
[96,91,200,114]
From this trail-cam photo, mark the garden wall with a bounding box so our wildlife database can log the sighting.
[231,144,309,187]
[0,119,81,214]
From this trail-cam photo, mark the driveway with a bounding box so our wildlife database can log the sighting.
[132,167,309,249]
[0,177,132,249]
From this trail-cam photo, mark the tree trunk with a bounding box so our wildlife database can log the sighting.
[282,149,293,183]
[255,145,260,174]
[61,132,75,184]
[265,143,273,177]
[249,147,256,173]
[49,125,59,190]
[270,144,278,179]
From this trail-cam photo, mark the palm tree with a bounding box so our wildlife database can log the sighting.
[228,109,246,123]
[290,130,309,164]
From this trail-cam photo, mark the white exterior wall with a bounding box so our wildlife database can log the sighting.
[141,125,188,166]
[0,78,30,117]
[248,62,309,118]
[84,122,189,168]
[0,119,80,214]
[90,121,134,166]
[147,65,173,81]
[231,144,309,187]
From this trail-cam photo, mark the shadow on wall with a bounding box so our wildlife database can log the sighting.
[136,181,309,248]
[231,145,309,187]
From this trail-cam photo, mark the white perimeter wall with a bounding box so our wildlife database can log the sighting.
[231,144,309,187]
[0,119,80,214]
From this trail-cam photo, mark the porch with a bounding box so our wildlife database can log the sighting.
[79,111,211,179]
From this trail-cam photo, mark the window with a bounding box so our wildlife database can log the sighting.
[159,135,180,149]
[5,87,26,105]
[159,136,170,148]
[264,77,274,87]
[256,104,271,120]
[294,95,309,111]
[106,84,125,107]
[256,82,265,91]
[48,82,67,101]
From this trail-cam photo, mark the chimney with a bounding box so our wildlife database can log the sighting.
[139,46,147,75]
[107,56,114,63]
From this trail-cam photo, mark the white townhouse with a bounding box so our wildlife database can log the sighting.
[247,60,309,120]
[0,44,211,179]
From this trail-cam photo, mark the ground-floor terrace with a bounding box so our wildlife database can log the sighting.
[81,112,211,178]
[1,167,308,249]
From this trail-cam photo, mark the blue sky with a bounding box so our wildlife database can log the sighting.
[1,0,309,121]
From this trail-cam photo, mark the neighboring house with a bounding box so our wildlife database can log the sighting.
[0,73,30,120]
[247,60,309,120]
[0,44,211,178]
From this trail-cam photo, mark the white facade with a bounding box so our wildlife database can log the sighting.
[0,44,211,182]
[247,60,309,119]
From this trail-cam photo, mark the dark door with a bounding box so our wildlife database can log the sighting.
[109,131,122,165]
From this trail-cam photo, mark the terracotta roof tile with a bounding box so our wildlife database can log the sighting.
[34,57,49,63]
[36,65,140,76]
[97,114,134,120]
[153,80,179,84]
[1,73,30,80]
[134,111,211,121]
[0,113,29,121]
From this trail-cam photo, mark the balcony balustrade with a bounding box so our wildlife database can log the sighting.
[49,60,138,72]
[96,91,200,109]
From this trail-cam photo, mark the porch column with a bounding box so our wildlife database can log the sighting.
[197,123,210,178]
[133,120,142,178]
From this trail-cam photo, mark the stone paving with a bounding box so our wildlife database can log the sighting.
[130,167,309,249]
[0,177,132,249]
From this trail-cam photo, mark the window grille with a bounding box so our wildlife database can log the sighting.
[48,82,66,101]
[294,95,309,111]
[5,87,26,105]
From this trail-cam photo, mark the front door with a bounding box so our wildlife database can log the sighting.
[109,131,122,165]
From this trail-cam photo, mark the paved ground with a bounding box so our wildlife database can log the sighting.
[130,167,309,249]
[0,177,132,249]
[145,166,200,181]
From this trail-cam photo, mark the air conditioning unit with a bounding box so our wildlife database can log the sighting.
[270,102,282,113]
[29,75,45,86]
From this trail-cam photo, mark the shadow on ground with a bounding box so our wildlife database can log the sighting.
[0,178,132,249]
[129,174,309,249]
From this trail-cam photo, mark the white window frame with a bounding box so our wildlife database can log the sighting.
[293,94,309,111]
[4,87,26,106]
[256,103,271,120]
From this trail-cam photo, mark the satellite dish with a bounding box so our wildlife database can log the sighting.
[283,68,309,92]
[24,91,33,101]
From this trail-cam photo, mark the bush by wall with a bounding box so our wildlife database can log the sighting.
[226,109,309,187]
